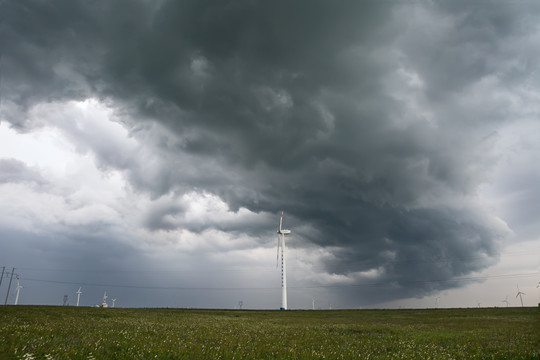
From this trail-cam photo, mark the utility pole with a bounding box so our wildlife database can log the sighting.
[4,268,15,305]
[0,266,5,291]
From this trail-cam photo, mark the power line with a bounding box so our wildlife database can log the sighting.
[20,277,277,291]
[20,271,539,292]
[15,267,277,274]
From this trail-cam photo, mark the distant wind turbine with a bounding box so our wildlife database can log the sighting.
[516,285,525,307]
[111,298,116,308]
[101,292,108,308]
[501,296,509,307]
[76,287,82,307]
[14,278,23,305]
[276,210,291,310]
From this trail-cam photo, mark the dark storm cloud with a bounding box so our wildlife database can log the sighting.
[3,0,536,303]
[318,206,502,299]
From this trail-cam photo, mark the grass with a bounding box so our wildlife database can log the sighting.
[0,306,538,359]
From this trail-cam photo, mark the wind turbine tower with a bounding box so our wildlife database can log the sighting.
[276,210,291,310]
[516,285,525,307]
[111,298,116,308]
[76,287,82,307]
[14,278,23,305]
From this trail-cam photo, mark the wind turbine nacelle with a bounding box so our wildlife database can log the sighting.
[279,229,291,235]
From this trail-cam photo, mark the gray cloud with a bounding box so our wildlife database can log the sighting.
[2,0,538,306]
[0,159,46,185]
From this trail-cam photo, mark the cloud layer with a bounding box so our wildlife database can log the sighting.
[2,0,539,307]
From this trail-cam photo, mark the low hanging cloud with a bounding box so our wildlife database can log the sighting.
[2,0,539,305]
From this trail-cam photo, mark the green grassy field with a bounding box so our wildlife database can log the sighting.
[0,306,538,359]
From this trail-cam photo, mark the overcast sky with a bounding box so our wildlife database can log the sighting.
[1,0,539,309]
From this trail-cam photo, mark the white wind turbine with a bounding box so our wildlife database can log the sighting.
[501,296,509,307]
[76,287,82,307]
[276,210,291,310]
[101,291,108,308]
[111,298,116,308]
[14,278,23,305]
[516,285,525,307]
